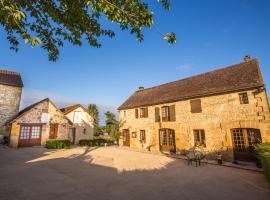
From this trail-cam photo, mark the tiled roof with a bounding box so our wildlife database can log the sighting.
[118,59,264,110]
[0,69,23,87]
[60,104,96,119]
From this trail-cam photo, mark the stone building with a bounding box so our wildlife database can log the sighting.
[118,57,270,162]
[9,98,72,147]
[0,69,23,138]
[61,104,95,144]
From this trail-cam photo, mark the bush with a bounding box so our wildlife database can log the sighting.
[46,140,71,149]
[79,138,114,147]
[255,143,270,182]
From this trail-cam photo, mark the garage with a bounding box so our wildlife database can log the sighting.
[18,125,42,147]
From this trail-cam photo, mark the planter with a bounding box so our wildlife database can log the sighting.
[217,154,223,165]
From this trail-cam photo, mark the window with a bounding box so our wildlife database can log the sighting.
[140,130,146,143]
[160,105,176,122]
[20,126,30,139]
[190,99,202,113]
[161,106,170,121]
[239,92,249,104]
[124,111,126,117]
[139,107,148,118]
[193,129,206,147]
[31,126,41,139]
[83,128,86,135]
[132,132,137,138]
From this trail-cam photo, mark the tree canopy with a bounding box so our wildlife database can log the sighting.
[0,0,176,61]
[88,103,99,125]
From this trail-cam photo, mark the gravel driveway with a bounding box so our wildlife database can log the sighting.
[0,146,269,200]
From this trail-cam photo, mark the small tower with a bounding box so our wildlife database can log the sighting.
[0,69,23,137]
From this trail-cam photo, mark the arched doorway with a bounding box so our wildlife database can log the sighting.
[231,128,262,162]
[159,129,176,153]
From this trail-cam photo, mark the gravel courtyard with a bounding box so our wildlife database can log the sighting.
[0,146,269,200]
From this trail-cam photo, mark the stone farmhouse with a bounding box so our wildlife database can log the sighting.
[0,69,95,147]
[118,56,270,162]
[9,98,72,147]
[61,104,95,144]
[0,69,23,139]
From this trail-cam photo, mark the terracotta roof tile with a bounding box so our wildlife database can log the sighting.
[118,59,264,110]
[0,69,23,87]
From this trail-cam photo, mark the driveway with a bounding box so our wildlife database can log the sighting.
[0,146,269,200]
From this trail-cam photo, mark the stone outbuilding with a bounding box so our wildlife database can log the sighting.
[118,57,270,162]
[60,104,95,144]
[0,69,23,139]
[9,98,72,148]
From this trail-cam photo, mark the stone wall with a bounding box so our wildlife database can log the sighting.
[0,84,22,136]
[119,89,270,161]
[9,100,71,147]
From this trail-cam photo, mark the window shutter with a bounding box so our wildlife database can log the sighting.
[135,109,138,118]
[201,130,206,147]
[190,99,202,113]
[155,107,160,122]
[169,105,176,121]
[145,107,148,118]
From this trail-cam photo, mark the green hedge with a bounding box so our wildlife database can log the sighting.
[79,138,114,147]
[46,140,71,149]
[255,143,270,182]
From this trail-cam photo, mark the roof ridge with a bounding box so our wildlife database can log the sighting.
[0,69,21,76]
[137,59,258,93]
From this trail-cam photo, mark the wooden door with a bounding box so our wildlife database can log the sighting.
[49,124,58,139]
[71,128,76,144]
[232,128,261,162]
[18,125,42,147]
[159,129,176,153]
[122,129,130,147]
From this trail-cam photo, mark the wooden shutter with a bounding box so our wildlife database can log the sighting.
[144,107,148,118]
[135,109,138,118]
[155,107,160,122]
[169,105,176,121]
[201,130,206,147]
[190,99,202,113]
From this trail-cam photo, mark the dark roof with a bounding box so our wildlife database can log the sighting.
[60,104,96,119]
[118,59,264,110]
[0,69,23,87]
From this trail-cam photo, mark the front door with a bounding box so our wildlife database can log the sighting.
[122,129,130,147]
[18,125,42,147]
[49,124,58,139]
[70,128,76,144]
[232,128,261,162]
[159,129,176,153]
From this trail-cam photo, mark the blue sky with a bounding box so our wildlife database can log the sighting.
[1,0,270,122]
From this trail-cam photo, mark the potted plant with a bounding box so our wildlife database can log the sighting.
[217,153,223,165]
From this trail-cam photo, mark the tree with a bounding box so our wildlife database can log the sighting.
[88,103,99,122]
[104,111,120,141]
[0,0,176,61]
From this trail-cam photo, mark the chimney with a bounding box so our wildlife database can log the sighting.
[138,86,144,90]
[244,55,251,62]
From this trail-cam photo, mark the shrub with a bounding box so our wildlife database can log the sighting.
[255,143,270,182]
[46,140,71,149]
[79,138,114,147]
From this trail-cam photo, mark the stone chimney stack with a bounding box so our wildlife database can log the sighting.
[244,55,251,62]
[138,86,144,90]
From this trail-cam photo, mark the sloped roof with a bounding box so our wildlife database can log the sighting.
[8,98,72,125]
[0,69,23,87]
[118,59,264,110]
[60,104,96,119]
